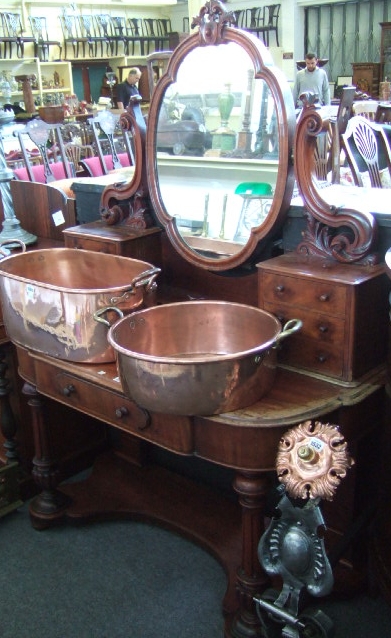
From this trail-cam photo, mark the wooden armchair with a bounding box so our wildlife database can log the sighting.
[341,115,391,188]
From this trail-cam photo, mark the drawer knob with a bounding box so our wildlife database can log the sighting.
[317,355,327,363]
[318,324,328,333]
[275,285,285,293]
[62,384,75,397]
[319,293,330,302]
[115,406,129,419]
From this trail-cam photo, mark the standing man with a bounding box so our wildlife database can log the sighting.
[116,67,142,110]
[292,53,330,107]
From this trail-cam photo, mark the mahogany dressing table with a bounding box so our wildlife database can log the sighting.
[7,3,391,637]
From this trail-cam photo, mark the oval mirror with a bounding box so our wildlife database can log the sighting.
[146,2,296,272]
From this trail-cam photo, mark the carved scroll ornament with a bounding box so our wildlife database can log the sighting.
[294,102,378,264]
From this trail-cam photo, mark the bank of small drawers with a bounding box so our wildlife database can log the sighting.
[258,255,389,382]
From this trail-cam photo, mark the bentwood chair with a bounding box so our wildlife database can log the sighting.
[28,16,62,61]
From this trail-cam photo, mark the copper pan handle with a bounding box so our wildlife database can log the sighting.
[93,306,124,328]
[0,239,26,258]
[274,318,302,344]
[110,267,161,304]
[131,266,161,292]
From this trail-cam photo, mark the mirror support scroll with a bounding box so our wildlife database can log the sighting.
[294,102,378,264]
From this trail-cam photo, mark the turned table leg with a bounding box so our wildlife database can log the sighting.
[22,381,70,529]
[225,471,272,638]
[0,345,18,464]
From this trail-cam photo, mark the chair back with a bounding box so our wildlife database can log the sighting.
[64,143,82,173]
[329,86,356,183]
[352,101,378,121]
[341,115,391,188]
[2,12,23,37]
[28,16,47,41]
[90,110,133,175]
[14,119,74,184]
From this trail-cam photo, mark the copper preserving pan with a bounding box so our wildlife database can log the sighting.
[107,301,302,416]
[0,248,160,363]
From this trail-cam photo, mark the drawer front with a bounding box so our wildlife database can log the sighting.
[261,272,347,316]
[263,303,345,346]
[278,336,344,378]
[34,361,193,453]
[64,236,118,255]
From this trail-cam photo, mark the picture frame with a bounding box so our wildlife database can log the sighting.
[336,76,353,86]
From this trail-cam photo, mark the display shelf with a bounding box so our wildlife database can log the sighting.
[0,58,73,106]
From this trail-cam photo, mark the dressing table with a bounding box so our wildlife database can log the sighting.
[9,3,390,637]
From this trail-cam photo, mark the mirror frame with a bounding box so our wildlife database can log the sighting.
[145,0,296,272]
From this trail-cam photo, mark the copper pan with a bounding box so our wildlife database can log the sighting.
[0,248,160,363]
[108,301,302,416]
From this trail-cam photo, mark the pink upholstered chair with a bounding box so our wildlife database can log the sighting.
[13,161,72,183]
[88,110,134,175]
[13,119,75,184]
[79,152,130,177]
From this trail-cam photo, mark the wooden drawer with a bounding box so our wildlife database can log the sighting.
[263,302,345,346]
[261,272,347,316]
[65,235,117,254]
[278,335,344,378]
[34,359,193,454]
[258,254,389,382]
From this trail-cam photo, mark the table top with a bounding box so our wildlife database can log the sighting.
[291,183,391,217]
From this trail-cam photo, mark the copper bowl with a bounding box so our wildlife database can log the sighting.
[108,301,301,415]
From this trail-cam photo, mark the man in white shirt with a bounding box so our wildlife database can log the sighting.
[292,53,331,107]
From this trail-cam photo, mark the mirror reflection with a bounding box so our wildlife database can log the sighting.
[155,42,280,256]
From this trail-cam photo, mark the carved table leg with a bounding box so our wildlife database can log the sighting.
[22,381,70,529]
[225,471,272,638]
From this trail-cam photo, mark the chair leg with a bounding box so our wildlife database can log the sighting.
[17,39,24,58]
